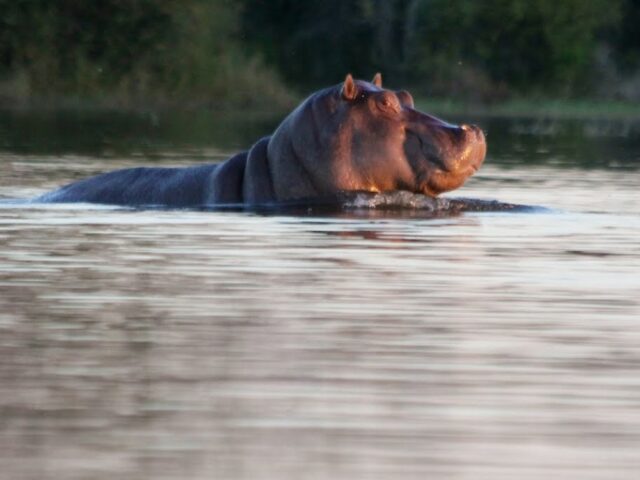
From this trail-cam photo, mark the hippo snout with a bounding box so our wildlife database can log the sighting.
[462,124,485,145]
[412,121,486,196]
[461,124,487,172]
[461,123,482,137]
[436,123,486,173]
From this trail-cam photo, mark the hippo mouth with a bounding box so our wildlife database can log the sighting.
[409,130,450,172]
[458,124,486,172]
[405,124,486,195]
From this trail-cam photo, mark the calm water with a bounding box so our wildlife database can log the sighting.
[1,110,640,479]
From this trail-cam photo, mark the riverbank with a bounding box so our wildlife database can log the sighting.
[4,92,640,122]
[417,98,640,120]
[0,87,297,115]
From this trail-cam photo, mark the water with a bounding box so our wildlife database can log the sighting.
[1,110,640,479]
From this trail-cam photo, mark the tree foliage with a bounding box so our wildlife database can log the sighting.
[240,0,411,86]
[0,0,638,104]
[0,0,290,106]
[241,0,627,98]
[405,0,621,97]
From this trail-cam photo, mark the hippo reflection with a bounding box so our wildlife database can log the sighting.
[39,74,486,207]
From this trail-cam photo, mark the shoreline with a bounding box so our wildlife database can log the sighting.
[2,95,640,121]
[416,98,640,120]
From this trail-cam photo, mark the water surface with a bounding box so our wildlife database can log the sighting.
[1,110,639,479]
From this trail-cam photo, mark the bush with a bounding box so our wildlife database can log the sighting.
[0,0,293,108]
[405,0,622,98]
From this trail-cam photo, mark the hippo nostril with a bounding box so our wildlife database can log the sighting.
[461,124,480,134]
[460,124,477,139]
[461,124,485,141]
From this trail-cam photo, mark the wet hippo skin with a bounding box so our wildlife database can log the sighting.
[38,74,487,207]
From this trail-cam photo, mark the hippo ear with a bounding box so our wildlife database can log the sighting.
[372,72,382,88]
[341,74,358,101]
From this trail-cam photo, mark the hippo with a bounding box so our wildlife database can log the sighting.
[38,74,486,207]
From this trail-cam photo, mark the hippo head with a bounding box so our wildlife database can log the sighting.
[267,74,486,200]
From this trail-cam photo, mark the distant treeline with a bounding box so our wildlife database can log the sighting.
[242,0,640,100]
[1,0,639,107]
[0,0,292,107]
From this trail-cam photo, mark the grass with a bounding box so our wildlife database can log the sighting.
[416,98,640,120]
[3,71,640,122]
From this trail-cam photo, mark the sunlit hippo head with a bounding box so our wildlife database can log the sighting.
[267,73,487,200]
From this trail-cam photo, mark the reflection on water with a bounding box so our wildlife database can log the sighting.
[1,111,640,479]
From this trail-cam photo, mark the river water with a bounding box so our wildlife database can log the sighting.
[1,110,639,479]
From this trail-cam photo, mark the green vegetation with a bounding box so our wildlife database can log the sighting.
[417,98,640,120]
[0,1,294,109]
[405,0,620,98]
[1,0,640,111]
